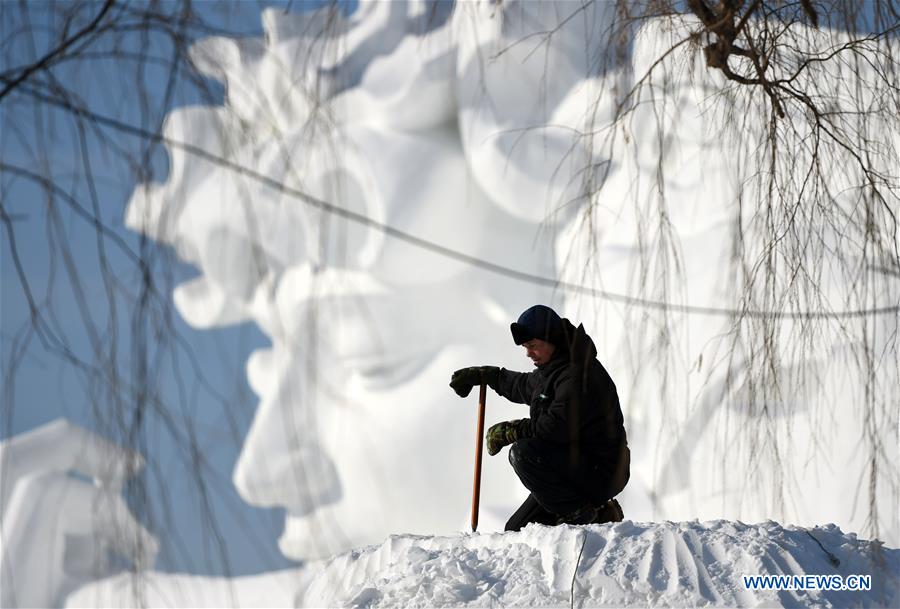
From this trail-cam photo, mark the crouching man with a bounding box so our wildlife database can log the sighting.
[450,305,630,531]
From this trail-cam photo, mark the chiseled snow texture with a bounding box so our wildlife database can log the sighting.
[69,520,898,608]
[301,521,898,609]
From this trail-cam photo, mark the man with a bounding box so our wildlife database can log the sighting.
[450,304,629,530]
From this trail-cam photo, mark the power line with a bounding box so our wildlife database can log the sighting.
[10,82,900,321]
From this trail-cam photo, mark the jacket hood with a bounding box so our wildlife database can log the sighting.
[537,318,598,372]
[560,318,597,364]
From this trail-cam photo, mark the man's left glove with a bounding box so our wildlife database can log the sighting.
[486,420,522,456]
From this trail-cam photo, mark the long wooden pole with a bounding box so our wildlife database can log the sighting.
[471,383,487,532]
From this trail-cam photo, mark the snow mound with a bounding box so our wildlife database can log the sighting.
[66,520,898,608]
[300,520,898,608]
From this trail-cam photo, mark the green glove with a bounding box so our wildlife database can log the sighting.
[486,420,521,456]
[449,366,500,398]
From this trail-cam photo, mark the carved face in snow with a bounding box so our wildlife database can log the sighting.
[124,1,626,558]
[126,0,899,558]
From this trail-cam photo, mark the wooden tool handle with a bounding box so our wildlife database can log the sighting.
[471,383,487,532]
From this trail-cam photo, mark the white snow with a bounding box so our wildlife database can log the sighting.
[67,520,898,608]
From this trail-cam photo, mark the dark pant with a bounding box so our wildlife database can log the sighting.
[504,436,630,532]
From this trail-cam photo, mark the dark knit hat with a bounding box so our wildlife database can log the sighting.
[510,305,563,346]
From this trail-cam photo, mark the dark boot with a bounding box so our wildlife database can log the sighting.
[555,503,599,526]
[591,498,624,524]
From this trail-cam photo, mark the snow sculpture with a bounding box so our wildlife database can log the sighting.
[125,0,898,562]
[125,0,610,559]
[0,419,158,608]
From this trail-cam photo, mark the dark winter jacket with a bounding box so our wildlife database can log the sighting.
[495,319,627,469]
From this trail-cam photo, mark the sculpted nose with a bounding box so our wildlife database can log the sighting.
[233,407,341,514]
[232,408,302,509]
[232,363,342,514]
[232,411,285,508]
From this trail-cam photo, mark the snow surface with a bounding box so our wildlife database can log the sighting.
[67,520,898,608]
